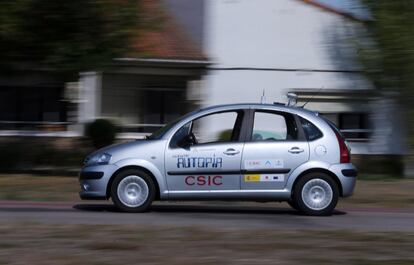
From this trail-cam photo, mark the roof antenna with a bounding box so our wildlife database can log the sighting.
[260,89,266,104]
[301,86,324,108]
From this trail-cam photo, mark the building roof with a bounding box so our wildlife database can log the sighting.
[298,0,367,22]
[125,0,207,62]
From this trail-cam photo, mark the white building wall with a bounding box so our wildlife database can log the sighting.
[202,0,404,154]
[204,0,371,107]
[78,72,102,123]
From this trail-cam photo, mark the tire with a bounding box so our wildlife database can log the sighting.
[287,200,299,211]
[292,172,339,216]
[110,169,156,213]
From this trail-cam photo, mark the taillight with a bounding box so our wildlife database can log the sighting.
[334,130,350,163]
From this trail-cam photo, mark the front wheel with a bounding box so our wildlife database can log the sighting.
[293,173,339,216]
[110,169,155,213]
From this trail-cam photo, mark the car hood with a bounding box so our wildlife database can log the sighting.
[90,139,148,155]
[87,139,166,165]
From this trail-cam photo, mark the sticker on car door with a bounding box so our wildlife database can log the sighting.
[244,159,284,169]
[244,174,285,182]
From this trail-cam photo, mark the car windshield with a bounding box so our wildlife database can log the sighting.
[147,110,198,140]
[146,119,181,140]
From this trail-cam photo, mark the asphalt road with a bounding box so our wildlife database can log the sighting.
[0,201,413,231]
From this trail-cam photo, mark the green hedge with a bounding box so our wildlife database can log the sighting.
[0,138,89,172]
[351,154,404,179]
[84,119,117,149]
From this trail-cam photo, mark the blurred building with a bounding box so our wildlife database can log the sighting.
[0,0,404,156]
[166,0,404,156]
[78,1,208,137]
[0,0,208,139]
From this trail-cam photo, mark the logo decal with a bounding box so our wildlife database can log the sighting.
[244,174,285,182]
[185,176,223,186]
[177,155,223,169]
[244,174,260,182]
[244,159,284,169]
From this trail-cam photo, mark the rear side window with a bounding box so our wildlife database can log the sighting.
[300,117,323,141]
[323,117,346,140]
[251,111,298,141]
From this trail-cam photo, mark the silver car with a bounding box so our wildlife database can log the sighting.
[79,103,357,216]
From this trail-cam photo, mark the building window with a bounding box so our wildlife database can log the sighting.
[142,89,186,124]
[321,113,370,141]
[0,86,67,131]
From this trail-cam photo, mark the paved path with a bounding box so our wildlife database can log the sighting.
[0,201,413,231]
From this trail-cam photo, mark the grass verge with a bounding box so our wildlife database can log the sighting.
[0,174,79,202]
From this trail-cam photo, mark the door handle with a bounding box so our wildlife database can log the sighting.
[288,147,304,154]
[223,148,240,156]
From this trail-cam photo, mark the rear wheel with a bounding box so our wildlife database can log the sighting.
[293,172,339,216]
[110,169,155,213]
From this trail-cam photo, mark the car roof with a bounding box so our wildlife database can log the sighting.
[197,103,318,117]
[159,103,323,140]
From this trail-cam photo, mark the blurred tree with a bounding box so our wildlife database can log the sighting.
[0,0,143,75]
[357,1,414,175]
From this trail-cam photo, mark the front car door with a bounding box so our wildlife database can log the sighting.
[241,109,310,190]
[164,109,247,198]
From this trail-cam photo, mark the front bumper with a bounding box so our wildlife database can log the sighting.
[329,163,357,197]
[79,164,119,200]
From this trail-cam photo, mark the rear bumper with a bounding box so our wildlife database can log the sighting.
[341,169,358,177]
[329,163,357,197]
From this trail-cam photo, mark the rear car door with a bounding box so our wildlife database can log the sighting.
[241,109,309,190]
[165,109,246,193]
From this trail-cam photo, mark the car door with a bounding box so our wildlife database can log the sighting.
[164,109,247,196]
[241,109,309,190]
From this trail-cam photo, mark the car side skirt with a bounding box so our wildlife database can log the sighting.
[164,189,291,200]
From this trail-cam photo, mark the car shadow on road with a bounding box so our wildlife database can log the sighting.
[73,203,347,216]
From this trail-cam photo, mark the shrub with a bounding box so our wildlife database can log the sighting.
[0,141,26,171]
[351,154,404,178]
[0,137,90,172]
[85,119,117,149]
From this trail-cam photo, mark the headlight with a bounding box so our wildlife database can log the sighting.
[84,153,112,166]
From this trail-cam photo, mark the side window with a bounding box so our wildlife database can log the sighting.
[192,111,240,144]
[170,111,243,148]
[300,117,323,141]
[251,112,298,141]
